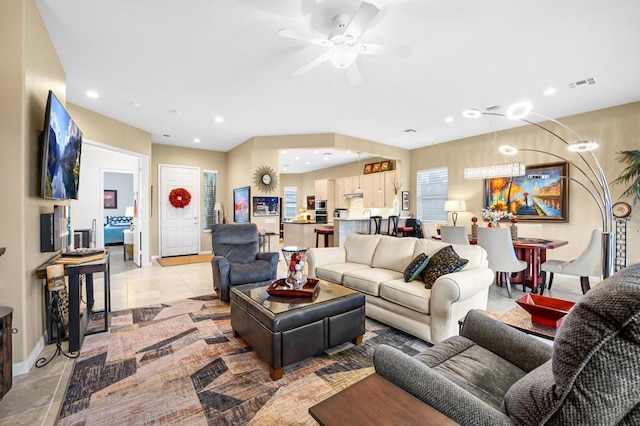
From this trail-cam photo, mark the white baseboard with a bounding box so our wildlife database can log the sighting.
[13,333,45,376]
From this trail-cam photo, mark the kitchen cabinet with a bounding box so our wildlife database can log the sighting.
[334,178,347,209]
[314,179,335,203]
[363,173,385,208]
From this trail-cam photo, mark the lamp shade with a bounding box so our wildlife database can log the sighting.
[214,202,223,211]
[124,206,135,217]
[444,200,466,212]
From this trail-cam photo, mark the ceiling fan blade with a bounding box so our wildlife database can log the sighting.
[343,2,380,40]
[278,28,329,47]
[360,42,413,57]
[345,62,363,85]
[291,53,329,76]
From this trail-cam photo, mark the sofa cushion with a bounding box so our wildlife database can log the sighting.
[403,253,430,282]
[414,239,486,270]
[315,262,371,284]
[421,245,469,289]
[343,268,404,296]
[371,236,418,273]
[344,233,382,265]
[379,279,431,315]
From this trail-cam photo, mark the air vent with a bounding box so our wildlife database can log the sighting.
[568,77,597,89]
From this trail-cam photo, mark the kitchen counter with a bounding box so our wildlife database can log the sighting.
[333,219,370,247]
[283,222,331,248]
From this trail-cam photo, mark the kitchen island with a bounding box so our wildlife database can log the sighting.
[333,218,370,246]
[282,221,333,248]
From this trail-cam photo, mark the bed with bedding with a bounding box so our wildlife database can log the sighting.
[104,216,131,245]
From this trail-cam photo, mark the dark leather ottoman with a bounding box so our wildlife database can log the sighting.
[230,281,365,380]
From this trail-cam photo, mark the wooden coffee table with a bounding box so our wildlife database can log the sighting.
[309,373,458,425]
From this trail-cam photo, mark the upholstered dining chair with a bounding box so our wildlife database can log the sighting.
[420,222,439,239]
[541,228,602,294]
[440,226,470,245]
[477,227,527,298]
[211,223,279,302]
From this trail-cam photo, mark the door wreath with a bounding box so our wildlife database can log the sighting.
[169,188,192,208]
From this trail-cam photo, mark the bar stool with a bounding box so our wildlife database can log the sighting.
[315,228,334,247]
[398,218,418,237]
[387,216,399,237]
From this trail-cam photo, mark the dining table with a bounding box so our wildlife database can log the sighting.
[468,236,568,294]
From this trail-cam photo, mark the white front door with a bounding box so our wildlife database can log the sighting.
[159,165,200,257]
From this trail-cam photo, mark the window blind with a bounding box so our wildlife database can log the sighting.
[416,167,448,222]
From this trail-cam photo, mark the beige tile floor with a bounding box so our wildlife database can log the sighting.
[0,244,587,425]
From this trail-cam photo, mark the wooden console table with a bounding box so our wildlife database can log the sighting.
[0,306,12,400]
[309,373,457,425]
[36,250,111,352]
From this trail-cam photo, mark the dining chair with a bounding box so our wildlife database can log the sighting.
[477,227,527,298]
[440,226,470,245]
[357,215,382,235]
[421,222,439,239]
[398,218,419,237]
[541,228,602,295]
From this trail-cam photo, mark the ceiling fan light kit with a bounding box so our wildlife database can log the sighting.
[278,1,412,84]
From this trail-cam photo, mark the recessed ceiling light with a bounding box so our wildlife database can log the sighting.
[193,138,201,143]
[445,116,454,123]
[544,87,557,95]
[313,150,320,154]
[305,161,310,165]
[214,115,224,123]
[506,101,533,120]
[295,156,300,160]
[171,110,182,116]
[462,108,482,118]
[281,150,288,154]
[86,90,99,98]
[130,101,140,108]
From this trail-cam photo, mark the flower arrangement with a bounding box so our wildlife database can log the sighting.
[286,252,305,288]
[482,207,515,227]
[391,175,404,195]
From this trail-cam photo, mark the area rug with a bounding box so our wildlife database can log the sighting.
[58,295,430,425]
[156,254,213,267]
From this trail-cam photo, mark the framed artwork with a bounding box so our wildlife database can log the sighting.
[233,186,250,223]
[380,160,391,172]
[371,162,381,173]
[306,195,316,210]
[104,190,117,209]
[483,162,569,222]
[252,196,279,217]
[363,164,373,174]
[402,191,410,211]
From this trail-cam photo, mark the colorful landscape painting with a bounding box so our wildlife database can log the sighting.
[484,162,569,222]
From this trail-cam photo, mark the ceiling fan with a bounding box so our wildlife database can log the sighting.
[278,1,412,85]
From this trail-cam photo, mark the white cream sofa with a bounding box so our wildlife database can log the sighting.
[306,233,494,343]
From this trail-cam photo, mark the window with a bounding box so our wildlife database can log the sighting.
[284,186,297,218]
[416,167,448,222]
[203,170,218,230]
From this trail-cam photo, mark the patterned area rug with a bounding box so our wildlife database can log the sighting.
[58,295,430,425]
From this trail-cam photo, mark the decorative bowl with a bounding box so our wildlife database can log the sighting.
[267,278,319,298]
[515,294,576,328]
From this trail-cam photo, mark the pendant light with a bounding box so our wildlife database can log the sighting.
[356,152,363,192]
[377,157,383,193]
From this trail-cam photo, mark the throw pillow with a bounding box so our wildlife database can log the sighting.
[403,253,430,282]
[421,245,469,289]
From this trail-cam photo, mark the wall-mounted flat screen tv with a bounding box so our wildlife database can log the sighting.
[41,90,83,200]
[252,196,279,216]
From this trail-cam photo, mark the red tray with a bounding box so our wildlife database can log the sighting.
[267,278,319,298]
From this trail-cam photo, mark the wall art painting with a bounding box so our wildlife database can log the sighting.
[483,162,569,222]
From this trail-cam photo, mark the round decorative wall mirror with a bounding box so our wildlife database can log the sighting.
[253,165,278,193]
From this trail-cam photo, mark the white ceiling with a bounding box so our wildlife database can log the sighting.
[36,0,640,174]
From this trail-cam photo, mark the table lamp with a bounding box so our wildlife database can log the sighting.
[444,200,466,226]
[124,206,135,231]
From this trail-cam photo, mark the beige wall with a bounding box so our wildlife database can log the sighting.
[151,144,228,255]
[0,0,68,364]
[409,102,640,271]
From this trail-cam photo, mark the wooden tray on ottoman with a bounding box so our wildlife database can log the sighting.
[267,278,319,298]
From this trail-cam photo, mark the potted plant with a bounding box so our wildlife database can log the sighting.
[612,150,640,206]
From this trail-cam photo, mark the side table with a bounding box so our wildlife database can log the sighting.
[309,373,457,425]
[123,229,134,260]
[459,307,557,341]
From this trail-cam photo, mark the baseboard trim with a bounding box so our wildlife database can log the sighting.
[13,334,45,376]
